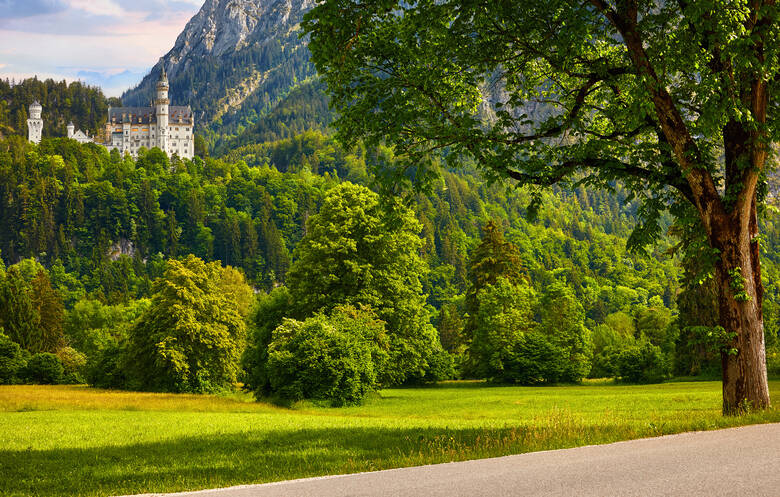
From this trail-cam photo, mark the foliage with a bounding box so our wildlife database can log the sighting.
[286,182,441,384]
[23,352,64,384]
[467,276,536,381]
[616,341,672,384]
[0,332,27,384]
[125,255,249,393]
[536,282,593,382]
[0,78,118,138]
[0,261,64,354]
[85,341,129,390]
[64,298,149,359]
[263,305,389,406]
[303,0,780,411]
[55,347,87,384]
[242,286,294,394]
[464,220,526,342]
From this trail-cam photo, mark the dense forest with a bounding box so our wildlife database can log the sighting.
[0,78,120,140]
[1,74,780,402]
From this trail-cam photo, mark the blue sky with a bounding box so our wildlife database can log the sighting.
[0,0,202,96]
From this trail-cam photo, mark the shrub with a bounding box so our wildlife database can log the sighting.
[509,331,565,384]
[56,346,87,384]
[767,347,780,377]
[242,286,294,395]
[590,344,624,379]
[0,333,27,384]
[264,305,389,406]
[86,342,129,389]
[616,341,671,384]
[24,352,64,384]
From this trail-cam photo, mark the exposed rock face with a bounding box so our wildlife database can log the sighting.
[107,238,135,261]
[165,0,315,77]
[122,0,316,132]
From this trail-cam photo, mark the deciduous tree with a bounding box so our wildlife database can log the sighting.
[286,182,441,384]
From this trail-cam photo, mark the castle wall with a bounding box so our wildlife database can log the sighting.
[106,121,194,159]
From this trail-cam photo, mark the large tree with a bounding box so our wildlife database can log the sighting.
[126,255,249,393]
[304,0,779,413]
[286,182,442,384]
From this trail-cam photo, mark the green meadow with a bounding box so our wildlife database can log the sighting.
[2,381,780,497]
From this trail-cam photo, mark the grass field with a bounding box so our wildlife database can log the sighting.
[2,381,780,497]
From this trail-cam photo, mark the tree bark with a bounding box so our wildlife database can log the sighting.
[710,202,771,414]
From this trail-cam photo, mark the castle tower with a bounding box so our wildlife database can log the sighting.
[155,66,170,153]
[67,122,75,139]
[27,101,43,144]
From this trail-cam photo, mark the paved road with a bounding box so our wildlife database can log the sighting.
[130,423,780,497]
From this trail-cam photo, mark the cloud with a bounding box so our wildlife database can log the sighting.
[0,0,68,19]
[0,0,201,96]
[68,0,124,17]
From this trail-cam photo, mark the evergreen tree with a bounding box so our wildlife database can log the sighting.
[464,221,525,341]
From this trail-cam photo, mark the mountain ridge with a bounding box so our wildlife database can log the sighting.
[121,0,315,134]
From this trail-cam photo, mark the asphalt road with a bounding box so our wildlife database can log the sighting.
[129,423,780,497]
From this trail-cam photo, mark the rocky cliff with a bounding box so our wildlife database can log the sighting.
[122,0,315,133]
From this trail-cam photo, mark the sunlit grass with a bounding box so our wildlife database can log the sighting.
[2,381,779,497]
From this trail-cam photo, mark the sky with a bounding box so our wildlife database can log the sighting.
[0,0,203,97]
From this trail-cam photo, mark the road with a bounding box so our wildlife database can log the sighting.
[129,423,780,497]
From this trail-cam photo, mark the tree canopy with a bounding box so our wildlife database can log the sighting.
[286,182,443,384]
[126,255,250,393]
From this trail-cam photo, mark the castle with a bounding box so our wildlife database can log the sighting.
[27,68,195,159]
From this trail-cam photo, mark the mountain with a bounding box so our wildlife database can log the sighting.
[121,0,316,135]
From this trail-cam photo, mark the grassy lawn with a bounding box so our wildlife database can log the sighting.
[2,381,780,497]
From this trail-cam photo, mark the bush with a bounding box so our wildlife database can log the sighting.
[86,342,129,389]
[56,346,87,384]
[241,286,294,395]
[24,353,64,384]
[616,341,671,384]
[0,333,27,384]
[767,347,780,377]
[264,305,389,406]
[509,331,564,384]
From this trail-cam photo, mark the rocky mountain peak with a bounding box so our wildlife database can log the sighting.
[122,0,316,131]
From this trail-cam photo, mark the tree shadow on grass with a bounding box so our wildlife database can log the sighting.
[0,422,618,497]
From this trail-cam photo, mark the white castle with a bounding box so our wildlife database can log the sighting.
[27,68,194,159]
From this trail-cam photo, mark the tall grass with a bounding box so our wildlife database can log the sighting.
[1,381,779,497]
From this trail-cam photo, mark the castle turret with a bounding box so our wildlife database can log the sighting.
[27,101,43,144]
[155,66,170,153]
[67,122,75,139]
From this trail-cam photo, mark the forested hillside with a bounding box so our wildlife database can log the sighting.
[0,132,678,309]
[0,79,119,139]
[3,129,780,388]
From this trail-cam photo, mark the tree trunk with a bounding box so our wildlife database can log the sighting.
[711,202,771,414]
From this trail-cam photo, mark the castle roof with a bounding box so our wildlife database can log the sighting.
[157,66,169,88]
[108,106,193,125]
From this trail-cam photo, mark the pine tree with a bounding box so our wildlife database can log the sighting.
[464,221,526,341]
